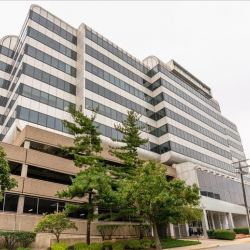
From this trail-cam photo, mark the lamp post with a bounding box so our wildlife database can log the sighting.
[232,159,250,234]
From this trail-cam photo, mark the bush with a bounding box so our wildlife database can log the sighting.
[74,242,89,250]
[113,241,125,250]
[102,241,112,250]
[213,229,236,240]
[51,242,69,250]
[207,230,215,239]
[0,231,36,250]
[17,248,32,250]
[126,240,141,249]
[18,232,36,247]
[89,243,102,250]
[233,227,249,234]
[96,225,120,240]
[139,239,152,249]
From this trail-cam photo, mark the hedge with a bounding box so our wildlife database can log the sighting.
[74,242,89,250]
[233,227,249,234]
[213,229,236,240]
[207,230,215,239]
[0,231,36,250]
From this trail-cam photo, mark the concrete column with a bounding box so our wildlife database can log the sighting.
[227,213,235,230]
[211,211,215,229]
[185,223,189,237]
[21,164,28,177]
[24,140,30,149]
[169,223,175,238]
[202,209,209,236]
[17,195,25,214]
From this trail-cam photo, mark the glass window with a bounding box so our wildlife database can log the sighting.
[42,72,50,84]
[32,89,40,101]
[50,76,58,87]
[59,61,65,72]
[51,58,59,68]
[38,113,47,126]
[36,50,44,61]
[49,95,57,107]
[27,45,36,58]
[4,193,19,212]
[56,98,64,110]
[40,92,48,104]
[57,79,65,90]
[55,119,63,131]
[47,116,55,129]
[64,82,70,93]
[19,107,30,121]
[65,65,71,75]
[29,110,38,124]
[44,54,51,65]
[22,85,32,98]
[64,101,70,111]
[34,68,42,81]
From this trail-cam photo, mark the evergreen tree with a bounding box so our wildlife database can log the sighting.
[57,105,112,245]
[109,110,149,238]
[0,146,17,200]
[109,110,148,179]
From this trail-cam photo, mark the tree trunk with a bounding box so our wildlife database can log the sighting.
[55,233,60,243]
[87,220,91,245]
[152,216,162,250]
[87,190,93,245]
[139,222,144,239]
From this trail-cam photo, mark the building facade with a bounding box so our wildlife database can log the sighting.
[0,4,249,240]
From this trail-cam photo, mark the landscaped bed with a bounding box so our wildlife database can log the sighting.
[160,238,201,249]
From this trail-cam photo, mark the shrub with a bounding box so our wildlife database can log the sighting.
[102,241,113,250]
[233,227,249,234]
[113,241,125,250]
[139,239,152,249]
[17,248,32,250]
[51,242,69,250]
[207,230,215,239]
[213,229,236,240]
[89,243,103,250]
[126,240,141,249]
[18,232,36,247]
[74,242,89,250]
[96,225,120,240]
[0,231,36,250]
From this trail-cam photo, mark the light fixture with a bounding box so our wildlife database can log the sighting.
[28,209,33,212]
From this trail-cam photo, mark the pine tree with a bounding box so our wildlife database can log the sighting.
[109,110,149,238]
[0,146,17,200]
[57,105,112,245]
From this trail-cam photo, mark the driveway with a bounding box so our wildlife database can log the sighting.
[212,243,250,249]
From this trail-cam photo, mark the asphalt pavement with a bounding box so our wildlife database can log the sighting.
[212,243,250,249]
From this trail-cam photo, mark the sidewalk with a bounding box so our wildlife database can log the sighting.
[164,237,250,250]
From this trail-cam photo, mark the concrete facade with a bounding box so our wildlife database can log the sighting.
[0,4,249,241]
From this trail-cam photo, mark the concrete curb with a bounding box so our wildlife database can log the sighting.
[189,244,219,250]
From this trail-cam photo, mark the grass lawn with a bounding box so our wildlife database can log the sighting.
[160,238,201,248]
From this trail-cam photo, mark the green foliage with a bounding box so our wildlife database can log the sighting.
[160,238,201,248]
[51,242,69,250]
[17,232,36,247]
[34,211,77,243]
[130,225,152,238]
[89,243,103,250]
[207,230,215,239]
[213,229,236,240]
[233,227,249,234]
[139,239,152,249]
[102,241,112,250]
[17,248,32,250]
[74,242,89,250]
[0,231,36,250]
[96,224,120,240]
[0,146,18,200]
[109,110,148,179]
[126,240,141,249]
[112,241,125,250]
[58,106,113,245]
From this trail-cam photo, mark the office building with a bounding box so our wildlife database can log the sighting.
[0,5,249,242]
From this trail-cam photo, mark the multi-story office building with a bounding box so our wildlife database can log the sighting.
[0,4,249,241]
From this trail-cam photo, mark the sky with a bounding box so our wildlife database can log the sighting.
[1,1,250,160]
